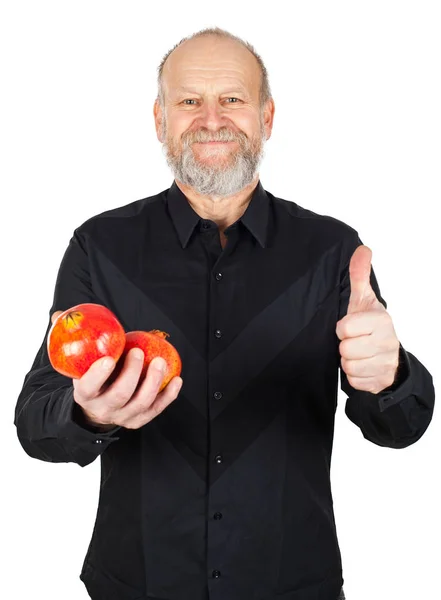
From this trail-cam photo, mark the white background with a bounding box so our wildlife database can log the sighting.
[1,1,439,599]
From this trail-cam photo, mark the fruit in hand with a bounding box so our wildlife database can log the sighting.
[111,330,182,392]
[47,303,126,378]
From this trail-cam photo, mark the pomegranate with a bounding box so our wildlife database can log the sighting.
[47,303,126,379]
[111,330,182,392]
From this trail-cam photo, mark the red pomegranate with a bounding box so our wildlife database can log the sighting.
[47,303,126,379]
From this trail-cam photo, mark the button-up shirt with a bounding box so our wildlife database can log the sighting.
[14,179,435,600]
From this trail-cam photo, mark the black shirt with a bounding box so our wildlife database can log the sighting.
[14,179,435,600]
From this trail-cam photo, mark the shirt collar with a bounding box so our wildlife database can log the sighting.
[165,179,269,249]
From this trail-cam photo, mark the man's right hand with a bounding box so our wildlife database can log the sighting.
[50,310,183,431]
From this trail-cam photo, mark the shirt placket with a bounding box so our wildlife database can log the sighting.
[199,218,240,598]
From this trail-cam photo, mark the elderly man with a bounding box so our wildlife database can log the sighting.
[14,27,434,600]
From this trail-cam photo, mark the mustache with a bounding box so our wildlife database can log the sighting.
[183,129,246,145]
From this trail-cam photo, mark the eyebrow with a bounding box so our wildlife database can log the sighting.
[175,86,248,95]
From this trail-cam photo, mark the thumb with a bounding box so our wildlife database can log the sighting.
[347,245,377,314]
[51,310,63,324]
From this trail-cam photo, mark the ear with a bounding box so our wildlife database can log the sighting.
[263,98,275,141]
[153,99,165,143]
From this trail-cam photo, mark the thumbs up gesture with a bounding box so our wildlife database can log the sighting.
[335,245,400,394]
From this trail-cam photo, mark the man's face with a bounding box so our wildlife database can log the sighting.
[154,36,274,198]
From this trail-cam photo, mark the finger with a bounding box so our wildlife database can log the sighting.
[124,356,167,408]
[124,376,183,429]
[140,356,169,399]
[345,374,391,394]
[115,357,173,424]
[51,310,63,324]
[146,376,183,419]
[100,348,146,411]
[341,353,395,378]
[339,335,376,360]
[73,355,117,402]
[346,374,378,392]
[336,311,382,340]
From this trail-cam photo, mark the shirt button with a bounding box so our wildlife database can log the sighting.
[213,512,223,520]
[94,439,103,444]
[215,272,223,281]
[213,391,223,400]
[202,222,210,229]
[214,329,222,338]
[212,570,221,578]
[215,454,223,464]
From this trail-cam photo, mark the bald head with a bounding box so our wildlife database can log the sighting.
[160,35,263,110]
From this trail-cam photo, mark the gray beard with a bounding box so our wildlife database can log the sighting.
[161,119,267,198]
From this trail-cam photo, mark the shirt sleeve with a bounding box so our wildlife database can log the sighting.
[13,227,122,468]
[337,235,435,449]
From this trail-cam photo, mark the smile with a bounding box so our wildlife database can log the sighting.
[194,141,236,145]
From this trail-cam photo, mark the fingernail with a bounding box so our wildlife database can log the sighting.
[154,357,166,372]
[132,348,144,360]
[102,357,114,370]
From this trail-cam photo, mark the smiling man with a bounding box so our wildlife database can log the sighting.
[155,31,271,248]
[14,27,435,600]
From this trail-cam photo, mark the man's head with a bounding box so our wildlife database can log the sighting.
[153,28,275,199]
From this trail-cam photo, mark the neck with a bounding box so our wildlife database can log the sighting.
[174,175,259,234]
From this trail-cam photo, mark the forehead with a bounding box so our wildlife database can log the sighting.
[162,36,260,95]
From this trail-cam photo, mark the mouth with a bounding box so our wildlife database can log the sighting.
[194,141,237,145]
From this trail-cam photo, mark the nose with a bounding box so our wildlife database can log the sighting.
[197,99,230,133]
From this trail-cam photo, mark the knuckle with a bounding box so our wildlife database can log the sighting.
[337,322,346,338]
[381,363,390,376]
[384,359,395,373]
[118,411,137,429]
[144,375,163,396]
[86,410,106,426]
[132,406,148,421]
[125,414,148,430]
[112,386,131,404]
[153,371,165,388]
[73,384,89,403]
[97,409,111,423]
[385,353,398,370]
[342,358,353,374]
[141,387,158,407]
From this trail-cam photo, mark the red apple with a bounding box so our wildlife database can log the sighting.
[47,303,126,379]
[110,330,182,392]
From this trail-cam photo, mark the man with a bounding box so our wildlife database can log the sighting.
[14,27,435,600]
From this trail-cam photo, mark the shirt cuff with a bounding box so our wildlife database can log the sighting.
[376,342,413,413]
[57,387,122,466]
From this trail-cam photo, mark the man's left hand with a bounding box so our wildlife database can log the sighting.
[335,245,400,394]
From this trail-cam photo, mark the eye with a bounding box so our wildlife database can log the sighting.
[181,97,242,105]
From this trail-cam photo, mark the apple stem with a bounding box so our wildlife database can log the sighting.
[150,329,170,340]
